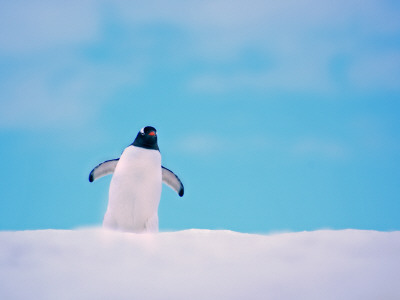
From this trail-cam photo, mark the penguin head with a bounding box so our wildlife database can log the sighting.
[132,126,159,150]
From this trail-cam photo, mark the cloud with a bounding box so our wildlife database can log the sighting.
[1,0,399,132]
[291,137,349,159]
[175,132,351,161]
[177,134,226,155]
[123,0,399,93]
[0,1,102,129]
[0,0,100,54]
[176,132,276,157]
[0,49,142,129]
[349,52,400,91]
[188,67,334,94]
[0,70,89,129]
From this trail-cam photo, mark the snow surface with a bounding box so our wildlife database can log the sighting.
[1,229,400,300]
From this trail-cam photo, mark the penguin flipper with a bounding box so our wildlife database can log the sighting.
[89,159,119,182]
[162,166,184,197]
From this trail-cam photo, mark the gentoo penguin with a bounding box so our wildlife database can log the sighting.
[89,126,184,233]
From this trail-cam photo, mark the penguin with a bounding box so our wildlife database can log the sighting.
[89,126,184,233]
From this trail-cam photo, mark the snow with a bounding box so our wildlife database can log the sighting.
[1,228,400,300]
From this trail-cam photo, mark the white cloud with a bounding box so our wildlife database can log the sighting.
[121,0,398,93]
[0,0,100,54]
[188,67,334,94]
[1,0,399,132]
[0,73,89,129]
[0,51,142,129]
[348,52,400,91]
[176,132,276,157]
[175,132,351,161]
[292,137,349,159]
[177,134,226,155]
[0,228,399,299]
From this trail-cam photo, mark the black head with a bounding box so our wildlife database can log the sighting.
[132,126,159,151]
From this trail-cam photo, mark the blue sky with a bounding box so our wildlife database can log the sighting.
[1,0,399,233]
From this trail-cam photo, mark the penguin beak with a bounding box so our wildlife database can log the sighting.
[148,131,156,136]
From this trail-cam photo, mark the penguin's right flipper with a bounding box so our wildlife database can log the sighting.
[89,159,119,182]
[162,166,184,197]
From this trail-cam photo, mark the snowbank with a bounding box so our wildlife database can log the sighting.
[1,229,399,300]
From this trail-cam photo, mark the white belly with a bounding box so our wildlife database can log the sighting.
[103,146,162,232]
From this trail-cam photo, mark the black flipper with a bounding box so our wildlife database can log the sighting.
[162,166,184,197]
[89,159,119,182]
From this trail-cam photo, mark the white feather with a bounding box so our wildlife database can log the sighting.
[103,146,162,232]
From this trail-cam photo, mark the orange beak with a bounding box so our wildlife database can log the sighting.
[149,131,156,136]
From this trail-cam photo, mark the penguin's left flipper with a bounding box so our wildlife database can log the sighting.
[89,159,119,182]
[162,166,184,197]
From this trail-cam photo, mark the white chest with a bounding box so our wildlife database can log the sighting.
[104,146,162,231]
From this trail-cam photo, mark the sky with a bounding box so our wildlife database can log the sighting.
[1,229,400,299]
[0,0,400,232]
